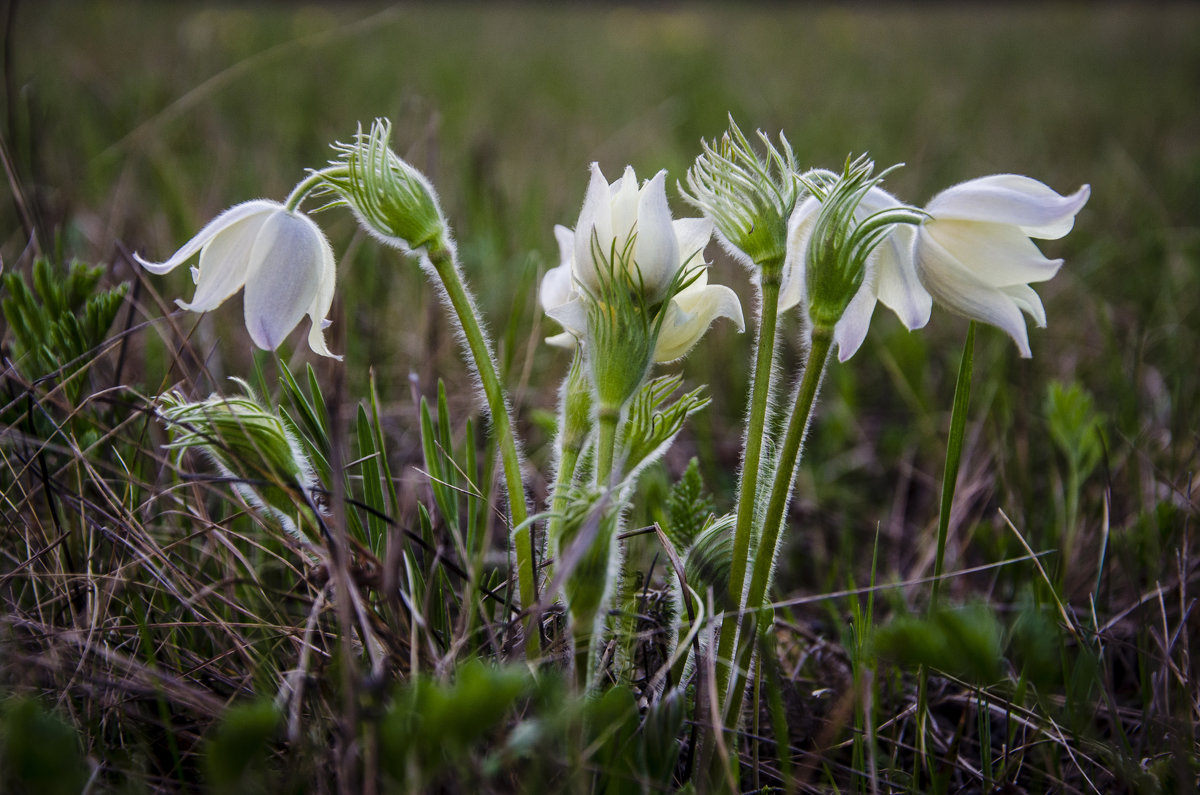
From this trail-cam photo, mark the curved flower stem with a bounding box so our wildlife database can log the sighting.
[713,324,833,775]
[425,243,538,657]
[712,266,782,712]
[284,166,349,212]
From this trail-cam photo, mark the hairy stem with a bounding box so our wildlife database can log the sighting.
[716,324,833,763]
[426,243,538,656]
[713,266,782,715]
[595,403,621,488]
[284,166,348,212]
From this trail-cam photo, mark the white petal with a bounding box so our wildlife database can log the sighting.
[609,165,641,254]
[872,223,931,330]
[1002,283,1047,328]
[554,224,575,267]
[242,211,324,351]
[923,220,1063,287]
[134,200,279,275]
[545,331,579,350]
[917,232,1033,357]
[632,170,679,297]
[927,175,1090,240]
[673,217,713,269]
[176,211,269,312]
[653,283,745,363]
[305,225,341,359]
[573,163,613,293]
[546,297,589,339]
[779,196,821,313]
[833,282,877,362]
[539,262,575,313]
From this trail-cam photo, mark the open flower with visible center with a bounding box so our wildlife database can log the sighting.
[540,164,744,365]
[781,184,931,361]
[135,200,339,359]
[915,175,1090,357]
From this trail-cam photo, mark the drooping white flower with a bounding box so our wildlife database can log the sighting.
[915,175,1090,358]
[781,185,931,361]
[540,201,743,364]
[135,200,340,359]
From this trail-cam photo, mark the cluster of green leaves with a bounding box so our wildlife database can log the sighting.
[1,258,127,396]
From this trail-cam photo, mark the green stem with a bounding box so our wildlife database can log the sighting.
[426,243,538,656]
[713,267,782,713]
[595,404,621,488]
[284,166,348,212]
[719,325,833,746]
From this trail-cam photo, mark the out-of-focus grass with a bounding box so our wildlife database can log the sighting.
[3,2,1199,791]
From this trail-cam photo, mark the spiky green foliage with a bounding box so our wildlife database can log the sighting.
[1,258,127,392]
[620,375,710,479]
[664,457,715,552]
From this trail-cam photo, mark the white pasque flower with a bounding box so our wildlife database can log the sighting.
[781,185,931,361]
[915,175,1090,358]
[135,200,339,359]
[540,164,744,363]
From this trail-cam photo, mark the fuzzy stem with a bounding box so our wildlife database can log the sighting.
[712,265,782,716]
[284,166,348,212]
[595,403,621,488]
[425,243,538,656]
[716,324,833,766]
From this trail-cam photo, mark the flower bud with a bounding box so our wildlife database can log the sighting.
[323,119,447,253]
[157,380,317,539]
[682,117,799,273]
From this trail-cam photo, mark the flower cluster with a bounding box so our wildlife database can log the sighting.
[778,170,1089,359]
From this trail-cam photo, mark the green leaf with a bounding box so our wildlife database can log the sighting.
[665,457,715,551]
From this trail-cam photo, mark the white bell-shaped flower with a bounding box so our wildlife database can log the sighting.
[136,200,339,359]
[915,175,1090,357]
[573,164,679,302]
[781,186,931,361]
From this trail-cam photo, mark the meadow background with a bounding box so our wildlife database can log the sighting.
[2,2,1198,792]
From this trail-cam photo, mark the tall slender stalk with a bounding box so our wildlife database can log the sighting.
[425,243,538,656]
[713,324,833,775]
[711,266,782,718]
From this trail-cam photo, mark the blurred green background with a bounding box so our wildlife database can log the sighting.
[4,1,1198,594]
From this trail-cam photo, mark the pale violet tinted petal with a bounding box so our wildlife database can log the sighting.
[573,163,613,293]
[653,283,745,363]
[917,231,1033,357]
[134,199,279,275]
[305,223,341,359]
[539,262,574,313]
[927,175,1090,240]
[833,282,878,362]
[872,223,931,330]
[633,170,679,296]
[242,211,323,351]
[779,195,821,312]
[924,220,1063,287]
[176,211,270,312]
[546,296,589,338]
